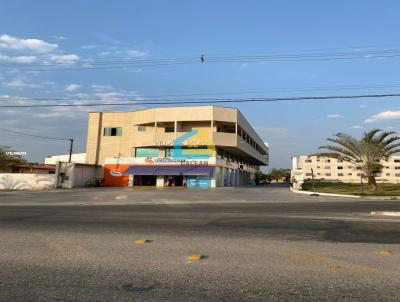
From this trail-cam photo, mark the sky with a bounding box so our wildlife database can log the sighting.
[1,1,400,169]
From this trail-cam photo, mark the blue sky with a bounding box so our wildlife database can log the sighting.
[1,1,400,168]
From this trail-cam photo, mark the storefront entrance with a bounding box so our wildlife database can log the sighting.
[133,175,156,186]
[165,175,184,187]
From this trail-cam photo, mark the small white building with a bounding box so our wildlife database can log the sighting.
[44,153,86,165]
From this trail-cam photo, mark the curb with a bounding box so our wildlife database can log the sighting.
[370,211,400,217]
[290,186,360,198]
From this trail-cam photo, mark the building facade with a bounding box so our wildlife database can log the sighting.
[292,155,400,184]
[44,153,86,165]
[85,106,269,188]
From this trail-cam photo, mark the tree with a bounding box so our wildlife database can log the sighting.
[315,129,400,191]
[0,146,27,172]
[267,168,291,182]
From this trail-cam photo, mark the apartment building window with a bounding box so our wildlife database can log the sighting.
[396,174,400,177]
[386,173,391,176]
[165,126,174,133]
[348,166,353,169]
[325,159,331,163]
[385,166,390,169]
[305,173,312,176]
[317,166,320,169]
[305,159,312,163]
[337,159,343,163]
[325,173,331,176]
[316,159,320,162]
[317,173,321,175]
[394,159,400,163]
[348,173,352,176]
[338,166,343,170]
[338,173,343,176]
[324,166,330,169]
[395,166,400,170]
[137,126,146,132]
[103,127,122,136]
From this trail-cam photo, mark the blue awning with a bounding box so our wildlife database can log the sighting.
[123,166,214,176]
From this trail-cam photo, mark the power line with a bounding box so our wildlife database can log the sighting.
[0,93,399,108]
[3,83,400,103]
[0,127,70,140]
[2,49,400,72]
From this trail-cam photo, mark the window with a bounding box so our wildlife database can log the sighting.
[325,173,331,176]
[138,126,146,132]
[325,166,330,169]
[386,173,391,176]
[338,166,343,170]
[395,166,400,170]
[103,127,122,136]
[396,174,400,177]
[317,166,320,169]
[348,173,352,176]
[394,159,400,163]
[165,126,174,133]
[317,173,321,175]
[305,173,313,176]
[325,159,331,163]
[348,166,353,169]
[338,173,343,176]
[337,159,343,163]
[305,159,312,163]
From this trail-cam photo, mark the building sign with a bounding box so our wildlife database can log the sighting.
[105,156,215,166]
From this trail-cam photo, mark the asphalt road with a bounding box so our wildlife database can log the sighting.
[0,185,400,301]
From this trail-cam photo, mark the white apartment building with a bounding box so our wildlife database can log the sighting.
[292,155,400,184]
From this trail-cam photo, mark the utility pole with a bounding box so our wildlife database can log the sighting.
[311,168,315,190]
[68,138,74,163]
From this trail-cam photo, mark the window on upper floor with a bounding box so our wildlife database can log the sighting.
[137,126,146,132]
[103,127,122,136]
[394,159,400,163]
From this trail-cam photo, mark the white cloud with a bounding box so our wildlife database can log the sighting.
[52,35,67,40]
[91,84,113,91]
[350,125,363,129]
[326,114,343,118]
[2,78,38,89]
[0,54,37,63]
[48,54,79,64]
[81,44,100,50]
[65,83,81,92]
[0,34,58,53]
[125,49,148,57]
[365,111,400,123]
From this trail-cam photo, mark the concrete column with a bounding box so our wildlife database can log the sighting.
[156,176,165,187]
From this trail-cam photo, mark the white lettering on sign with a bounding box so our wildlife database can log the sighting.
[6,151,27,156]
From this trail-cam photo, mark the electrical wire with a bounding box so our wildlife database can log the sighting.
[0,127,70,140]
[0,93,399,108]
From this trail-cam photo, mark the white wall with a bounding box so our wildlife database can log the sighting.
[45,153,86,165]
[0,174,54,190]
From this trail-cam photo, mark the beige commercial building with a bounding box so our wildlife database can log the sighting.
[293,155,400,184]
[86,106,269,187]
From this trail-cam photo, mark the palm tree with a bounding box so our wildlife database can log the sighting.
[315,129,400,191]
